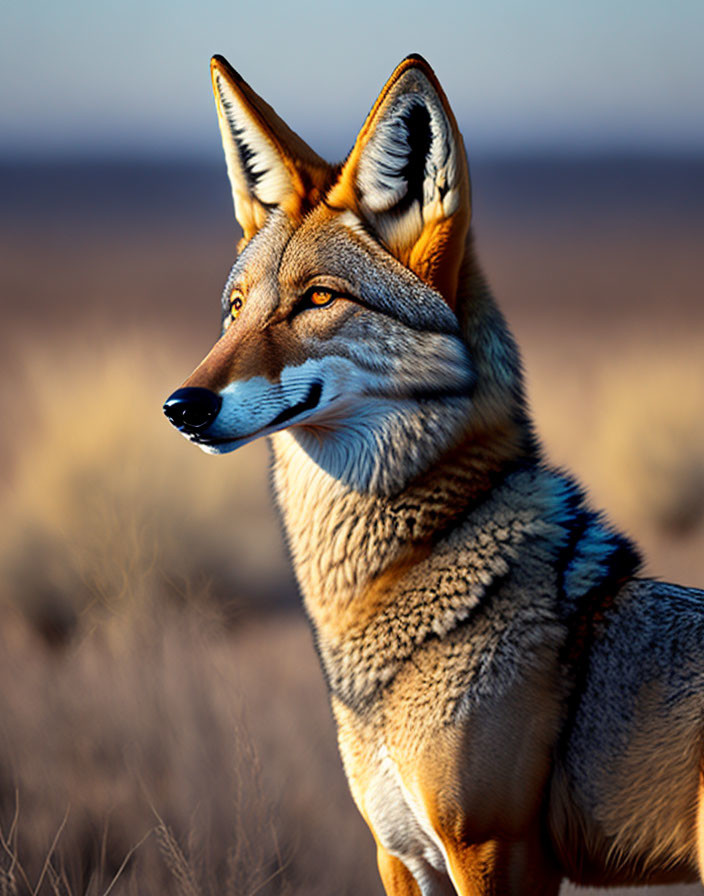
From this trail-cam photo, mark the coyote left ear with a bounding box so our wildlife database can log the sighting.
[211,55,332,247]
[328,55,471,308]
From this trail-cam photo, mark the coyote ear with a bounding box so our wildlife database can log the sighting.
[328,55,471,308]
[211,55,332,246]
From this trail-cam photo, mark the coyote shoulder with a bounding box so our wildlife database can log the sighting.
[164,54,704,895]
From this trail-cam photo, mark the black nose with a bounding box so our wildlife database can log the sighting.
[163,387,222,432]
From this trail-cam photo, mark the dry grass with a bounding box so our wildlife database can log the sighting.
[0,607,380,895]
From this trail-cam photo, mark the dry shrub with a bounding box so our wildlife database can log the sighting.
[590,346,704,538]
[0,605,380,895]
[0,607,280,894]
[0,334,295,638]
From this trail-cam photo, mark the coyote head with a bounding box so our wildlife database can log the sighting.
[164,55,526,493]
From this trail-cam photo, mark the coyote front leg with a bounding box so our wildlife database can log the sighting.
[377,844,459,896]
[377,847,421,896]
[442,838,562,896]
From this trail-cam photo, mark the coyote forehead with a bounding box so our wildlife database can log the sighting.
[222,205,462,336]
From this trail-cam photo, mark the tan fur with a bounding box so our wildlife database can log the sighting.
[166,54,704,895]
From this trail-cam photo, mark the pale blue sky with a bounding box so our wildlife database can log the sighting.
[2,0,703,159]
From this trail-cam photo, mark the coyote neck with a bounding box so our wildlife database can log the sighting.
[270,417,526,634]
[271,254,533,635]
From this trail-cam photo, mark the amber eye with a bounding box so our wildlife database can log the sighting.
[292,286,348,320]
[307,288,336,308]
[229,289,246,322]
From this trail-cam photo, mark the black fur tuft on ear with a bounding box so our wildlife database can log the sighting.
[393,101,432,214]
[219,98,267,195]
[357,94,437,216]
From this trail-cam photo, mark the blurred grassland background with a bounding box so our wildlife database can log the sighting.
[1,1,704,893]
[1,156,703,896]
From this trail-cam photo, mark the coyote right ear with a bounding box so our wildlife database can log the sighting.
[328,55,471,309]
[211,56,332,247]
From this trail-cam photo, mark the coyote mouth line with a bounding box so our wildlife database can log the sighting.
[268,381,323,427]
[193,380,323,446]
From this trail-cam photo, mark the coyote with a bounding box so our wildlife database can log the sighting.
[164,54,704,895]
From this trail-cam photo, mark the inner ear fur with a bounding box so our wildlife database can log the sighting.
[211,55,334,246]
[327,55,471,309]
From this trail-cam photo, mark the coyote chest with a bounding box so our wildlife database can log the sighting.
[331,612,568,893]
